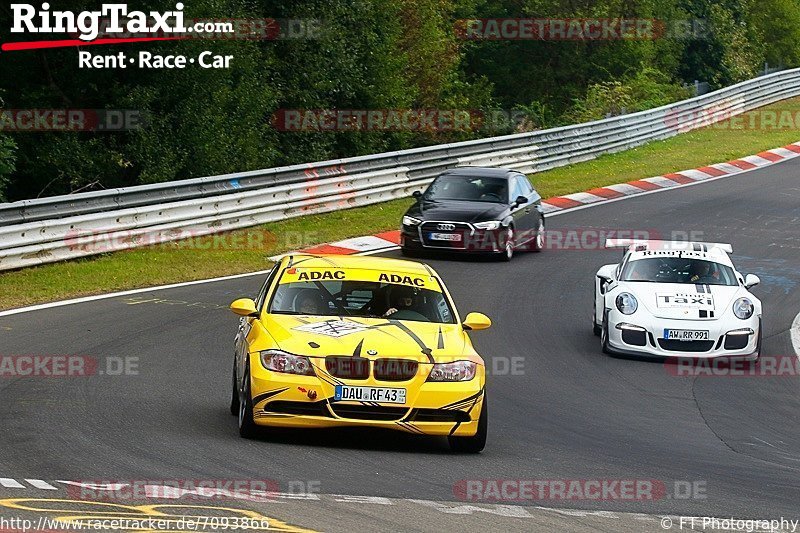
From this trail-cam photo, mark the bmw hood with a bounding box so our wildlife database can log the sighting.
[406,200,507,224]
[260,315,475,363]
[622,283,744,320]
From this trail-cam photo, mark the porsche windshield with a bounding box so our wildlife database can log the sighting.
[269,274,456,324]
[621,257,738,286]
[423,175,508,203]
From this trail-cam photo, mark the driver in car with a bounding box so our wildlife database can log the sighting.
[294,289,328,315]
[382,286,428,321]
[689,261,717,283]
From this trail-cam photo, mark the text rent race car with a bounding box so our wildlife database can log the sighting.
[229,254,492,452]
[593,240,762,360]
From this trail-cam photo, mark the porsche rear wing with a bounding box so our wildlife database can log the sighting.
[605,239,733,254]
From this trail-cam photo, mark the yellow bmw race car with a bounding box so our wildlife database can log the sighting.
[229,254,491,452]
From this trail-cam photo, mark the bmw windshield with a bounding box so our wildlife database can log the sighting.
[268,268,457,323]
[621,257,738,286]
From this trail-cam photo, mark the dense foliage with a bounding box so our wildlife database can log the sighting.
[0,0,795,201]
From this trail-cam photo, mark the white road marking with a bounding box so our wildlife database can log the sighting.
[25,479,57,490]
[769,147,798,158]
[641,176,681,188]
[679,169,715,180]
[0,478,25,488]
[604,183,648,195]
[560,192,607,204]
[709,163,743,174]
[740,155,775,166]
[407,499,535,518]
[0,269,272,319]
[332,235,398,251]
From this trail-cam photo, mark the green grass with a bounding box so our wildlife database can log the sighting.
[1,98,799,310]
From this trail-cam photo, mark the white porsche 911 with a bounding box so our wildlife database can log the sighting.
[593,240,762,360]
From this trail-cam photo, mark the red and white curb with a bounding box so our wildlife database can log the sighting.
[539,143,800,214]
[278,142,800,257]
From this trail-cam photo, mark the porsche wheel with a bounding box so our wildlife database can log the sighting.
[238,364,258,439]
[593,296,602,337]
[448,395,487,453]
[600,311,611,354]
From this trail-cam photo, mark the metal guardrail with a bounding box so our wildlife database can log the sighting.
[0,68,799,271]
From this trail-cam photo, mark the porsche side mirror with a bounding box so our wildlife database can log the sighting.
[463,312,492,331]
[744,274,760,289]
[230,298,258,317]
[412,190,423,199]
[514,195,528,207]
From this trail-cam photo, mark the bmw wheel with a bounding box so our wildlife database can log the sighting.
[238,363,258,439]
[448,395,488,453]
[230,360,239,415]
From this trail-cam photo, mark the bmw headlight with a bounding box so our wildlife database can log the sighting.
[426,361,477,382]
[732,297,754,320]
[260,350,315,376]
[402,216,422,226]
[615,292,638,315]
[474,221,501,230]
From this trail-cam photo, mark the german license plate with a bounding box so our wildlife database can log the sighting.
[664,329,709,341]
[334,385,406,404]
[428,232,462,242]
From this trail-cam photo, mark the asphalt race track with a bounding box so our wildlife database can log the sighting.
[1,158,799,531]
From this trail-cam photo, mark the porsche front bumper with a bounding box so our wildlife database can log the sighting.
[605,309,761,360]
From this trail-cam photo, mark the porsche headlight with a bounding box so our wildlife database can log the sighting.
[732,297,754,320]
[260,350,315,376]
[615,292,638,315]
[402,216,422,226]
[426,361,477,382]
[474,221,501,230]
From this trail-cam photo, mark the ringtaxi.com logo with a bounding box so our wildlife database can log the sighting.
[0,355,138,377]
[11,3,192,42]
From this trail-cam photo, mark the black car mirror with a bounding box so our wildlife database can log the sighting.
[412,190,422,199]
[514,195,528,207]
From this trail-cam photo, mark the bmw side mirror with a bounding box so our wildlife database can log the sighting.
[412,190,422,199]
[744,274,760,289]
[230,298,259,317]
[514,195,528,207]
